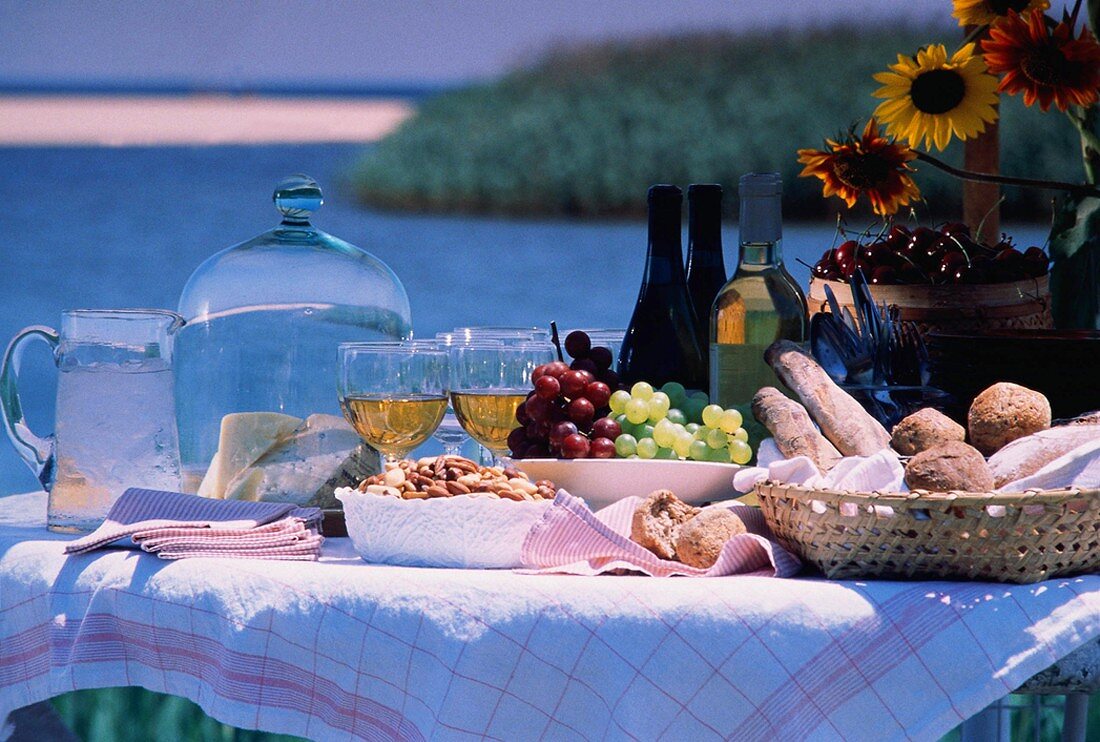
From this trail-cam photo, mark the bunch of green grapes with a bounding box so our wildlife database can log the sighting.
[599,381,753,464]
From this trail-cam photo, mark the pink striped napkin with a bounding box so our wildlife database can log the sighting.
[64,488,323,561]
[521,490,801,577]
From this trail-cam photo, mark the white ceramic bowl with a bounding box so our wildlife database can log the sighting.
[513,458,742,510]
[335,488,550,569]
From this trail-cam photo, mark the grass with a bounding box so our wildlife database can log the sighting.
[351,27,1085,220]
[48,687,1100,739]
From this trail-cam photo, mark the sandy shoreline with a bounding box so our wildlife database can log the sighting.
[0,95,415,146]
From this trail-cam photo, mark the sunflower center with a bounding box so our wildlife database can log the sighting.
[1020,47,1069,87]
[987,0,1032,15]
[832,153,892,191]
[909,69,967,114]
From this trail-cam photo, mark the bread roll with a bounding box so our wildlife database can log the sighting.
[674,508,748,569]
[891,408,966,456]
[904,441,994,492]
[751,387,842,471]
[764,340,891,456]
[967,382,1051,456]
[630,490,699,560]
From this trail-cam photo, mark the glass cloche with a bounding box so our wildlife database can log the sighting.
[175,175,411,489]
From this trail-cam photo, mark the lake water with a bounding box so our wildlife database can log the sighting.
[0,144,1050,494]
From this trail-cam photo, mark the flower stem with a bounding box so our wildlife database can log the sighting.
[1066,105,1100,186]
[913,150,1100,198]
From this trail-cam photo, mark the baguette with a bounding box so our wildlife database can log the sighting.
[751,387,842,471]
[987,424,1100,487]
[764,340,891,456]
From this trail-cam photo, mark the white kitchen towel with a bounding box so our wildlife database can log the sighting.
[733,445,905,494]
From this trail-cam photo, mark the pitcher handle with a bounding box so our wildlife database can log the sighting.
[0,326,60,488]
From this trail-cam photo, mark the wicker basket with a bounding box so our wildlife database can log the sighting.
[807,276,1053,341]
[755,482,1100,583]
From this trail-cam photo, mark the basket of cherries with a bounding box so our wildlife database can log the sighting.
[810,223,1049,286]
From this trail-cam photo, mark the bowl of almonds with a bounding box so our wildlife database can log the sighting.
[335,455,557,568]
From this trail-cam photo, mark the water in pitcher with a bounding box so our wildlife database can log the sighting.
[50,357,181,532]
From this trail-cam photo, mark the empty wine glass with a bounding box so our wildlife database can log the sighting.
[337,343,449,464]
[449,326,551,346]
[449,343,555,466]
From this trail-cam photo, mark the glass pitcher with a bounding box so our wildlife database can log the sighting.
[0,309,184,532]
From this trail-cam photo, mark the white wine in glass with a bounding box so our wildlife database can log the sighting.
[338,343,449,464]
[450,391,528,456]
[342,394,448,459]
[449,343,555,464]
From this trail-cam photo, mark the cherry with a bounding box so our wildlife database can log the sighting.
[942,222,971,237]
[938,251,967,278]
[884,224,911,248]
[835,240,859,269]
[871,265,898,285]
[992,248,1025,282]
[1023,246,1049,277]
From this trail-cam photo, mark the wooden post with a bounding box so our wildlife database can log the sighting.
[963,119,1001,244]
[963,24,1001,244]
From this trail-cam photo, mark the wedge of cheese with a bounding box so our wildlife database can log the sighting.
[222,414,380,507]
[197,412,303,499]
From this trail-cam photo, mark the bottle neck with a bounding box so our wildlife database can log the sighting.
[738,191,782,270]
[738,240,783,270]
[687,200,724,270]
[644,201,685,285]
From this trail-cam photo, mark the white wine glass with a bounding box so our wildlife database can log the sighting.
[337,343,449,464]
[449,343,555,466]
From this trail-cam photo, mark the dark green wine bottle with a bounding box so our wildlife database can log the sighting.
[686,184,727,385]
[618,185,708,390]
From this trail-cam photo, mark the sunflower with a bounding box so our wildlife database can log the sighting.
[952,0,1049,28]
[872,43,1000,151]
[981,8,1100,111]
[797,119,922,216]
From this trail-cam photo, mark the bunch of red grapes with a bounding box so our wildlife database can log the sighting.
[507,331,624,459]
[811,223,1049,286]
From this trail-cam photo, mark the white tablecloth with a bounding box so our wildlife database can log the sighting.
[1,491,1097,741]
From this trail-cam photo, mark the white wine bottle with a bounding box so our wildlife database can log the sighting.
[709,173,807,408]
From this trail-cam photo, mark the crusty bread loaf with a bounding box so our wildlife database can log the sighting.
[674,508,747,569]
[891,408,966,456]
[988,425,1100,487]
[904,441,994,492]
[752,387,842,471]
[630,490,699,560]
[764,340,891,456]
[967,382,1051,456]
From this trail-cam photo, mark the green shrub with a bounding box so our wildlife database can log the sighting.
[351,28,1084,220]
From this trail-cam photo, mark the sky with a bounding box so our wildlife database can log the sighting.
[0,0,973,88]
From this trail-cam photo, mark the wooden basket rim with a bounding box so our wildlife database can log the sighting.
[754,481,1096,507]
